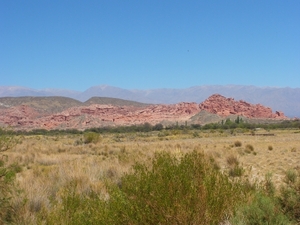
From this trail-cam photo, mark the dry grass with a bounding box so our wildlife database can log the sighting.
[226,155,239,166]
[3,129,300,223]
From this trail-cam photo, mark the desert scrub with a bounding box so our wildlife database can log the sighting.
[278,169,300,222]
[285,169,297,184]
[192,131,199,137]
[244,144,254,154]
[41,151,246,225]
[227,155,239,166]
[226,155,244,177]
[227,155,244,178]
[40,180,106,225]
[245,144,254,151]
[263,173,276,196]
[231,193,293,225]
[0,130,19,223]
[234,140,242,147]
[83,132,101,144]
[0,159,17,224]
[0,128,19,152]
[229,166,244,178]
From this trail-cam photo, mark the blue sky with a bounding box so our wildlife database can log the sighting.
[1,1,299,91]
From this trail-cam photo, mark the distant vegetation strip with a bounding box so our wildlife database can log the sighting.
[3,118,300,136]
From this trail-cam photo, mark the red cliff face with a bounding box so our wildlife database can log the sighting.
[0,94,287,130]
[199,94,287,119]
[37,102,201,130]
[0,105,40,127]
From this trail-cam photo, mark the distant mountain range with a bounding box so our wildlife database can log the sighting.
[0,85,299,117]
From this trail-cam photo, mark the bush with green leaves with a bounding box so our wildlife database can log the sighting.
[278,169,300,223]
[40,180,105,224]
[0,158,17,224]
[0,129,19,223]
[109,151,246,224]
[41,151,246,224]
[231,192,293,225]
[232,172,298,224]
[41,151,300,224]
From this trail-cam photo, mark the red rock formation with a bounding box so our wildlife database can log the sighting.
[0,105,39,127]
[0,94,288,130]
[199,94,287,119]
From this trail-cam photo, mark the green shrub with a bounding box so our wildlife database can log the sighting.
[263,173,276,196]
[0,130,19,223]
[0,159,16,224]
[41,151,246,224]
[114,151,246,224]
[284,170,297,184]
[278,169,300,222]
[42,180,105,225]
[231,193,293,225]
[153,123,163,131]
[83,132,100,144]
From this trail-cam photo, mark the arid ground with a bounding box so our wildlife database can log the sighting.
[2,128,299,223]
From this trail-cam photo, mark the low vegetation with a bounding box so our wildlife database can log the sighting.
[83,132,101,144]
[0,131,20,224]
[234,140,242,147]
[5,117,300,136]
[43,151,246,224]
[0,159,17,224]
[0,125,300,224]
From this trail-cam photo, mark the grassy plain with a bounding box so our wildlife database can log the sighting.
[2,128,300,224]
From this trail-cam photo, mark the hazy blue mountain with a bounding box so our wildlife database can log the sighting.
[0,86,45,97]
[1,85,299,117]
[0,86,81,99]
[78,85,143,102]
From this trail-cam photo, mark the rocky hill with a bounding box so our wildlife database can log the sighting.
[199,94,285,118]
[1,85,299,117]
[83,97,150,107]
[0,94,287,130]
[0,96,82,114]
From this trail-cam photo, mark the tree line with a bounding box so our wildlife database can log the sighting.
[1,118,299,136]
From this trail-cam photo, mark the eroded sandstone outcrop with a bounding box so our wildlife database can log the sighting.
[0,94,287,130]
[199,94,286,119]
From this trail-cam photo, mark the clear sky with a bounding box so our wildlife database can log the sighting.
[1,1,299,91]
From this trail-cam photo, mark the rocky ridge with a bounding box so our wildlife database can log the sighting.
[199,94,285,118]
[0,94,287,130]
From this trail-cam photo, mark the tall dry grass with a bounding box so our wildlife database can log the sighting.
[1,129,300,223]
